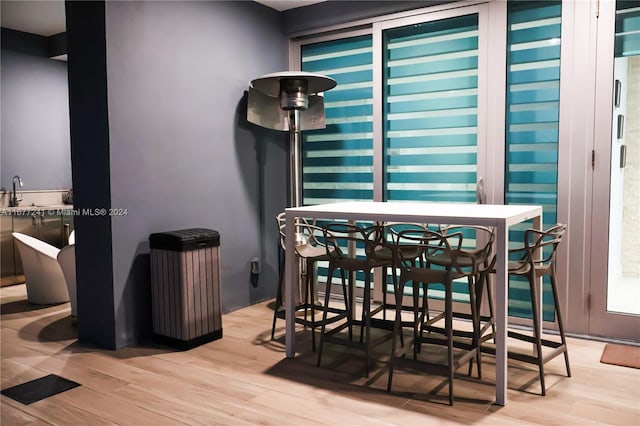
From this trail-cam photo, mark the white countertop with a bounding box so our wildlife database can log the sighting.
[0,204,74,214]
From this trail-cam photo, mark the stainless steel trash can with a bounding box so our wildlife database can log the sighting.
[149,228,222,349]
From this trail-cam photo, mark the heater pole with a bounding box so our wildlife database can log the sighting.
[289,109,302,208]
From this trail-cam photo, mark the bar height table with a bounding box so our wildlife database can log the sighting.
[284,201,542,406]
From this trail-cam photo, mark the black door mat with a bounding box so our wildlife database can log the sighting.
[1,374,81,405]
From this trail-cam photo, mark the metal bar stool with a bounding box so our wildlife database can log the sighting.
[316,222,396,377]
[387,228,481,405]
[271,213,348,352]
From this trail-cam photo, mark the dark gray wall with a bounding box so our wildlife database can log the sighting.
[281,1,450,35]
[0,48,71,191]
[69,0,440,349]
[102,1,287,347]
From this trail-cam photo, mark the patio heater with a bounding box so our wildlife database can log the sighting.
[247,71,336,207]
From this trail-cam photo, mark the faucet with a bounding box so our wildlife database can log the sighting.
[10,175,23,207]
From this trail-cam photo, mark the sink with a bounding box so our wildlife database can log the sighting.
[2,204,70,211]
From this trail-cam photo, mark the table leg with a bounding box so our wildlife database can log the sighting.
[285,214,296,358]
[348,219,357,317]
[533,214,543,354]
[494,222,508,406]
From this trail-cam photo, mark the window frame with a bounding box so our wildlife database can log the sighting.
[288,1,576,323]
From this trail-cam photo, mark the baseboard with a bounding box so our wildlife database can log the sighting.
[153,329,223,350]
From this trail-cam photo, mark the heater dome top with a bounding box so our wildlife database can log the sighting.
[250,71,336,98]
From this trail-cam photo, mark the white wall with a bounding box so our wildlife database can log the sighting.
[621,56,640,277]
[0,49,71,191]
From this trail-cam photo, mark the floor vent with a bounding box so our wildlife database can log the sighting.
[1,374,81,405]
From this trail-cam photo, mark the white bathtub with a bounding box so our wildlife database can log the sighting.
[12,232,70,305]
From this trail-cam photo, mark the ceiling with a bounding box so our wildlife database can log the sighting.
[0,1,325,37]
[255,0,325,12]
[1,1,66,36]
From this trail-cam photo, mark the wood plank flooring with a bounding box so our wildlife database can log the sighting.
[2,284,639,425]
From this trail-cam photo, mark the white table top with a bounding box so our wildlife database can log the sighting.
[286,201,541,227]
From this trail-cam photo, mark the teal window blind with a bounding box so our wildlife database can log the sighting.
[506,1,562,320]
[381,15,480,300]
[296,5,565,315]
[383,15,479,203]
[301,36,374,205]
[301,36,374,288]
[616,1,640,57]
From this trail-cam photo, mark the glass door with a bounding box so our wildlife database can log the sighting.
[375,4,491,304]
[590,0,640,341]
[607,2,640,316]
[608,59,639,316]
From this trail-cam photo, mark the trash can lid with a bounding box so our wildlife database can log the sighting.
[149,228,220,251]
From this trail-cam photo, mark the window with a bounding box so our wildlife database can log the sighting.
[384,14,479,203]
[506,1,562,320]
[296,1,562,317]
[505,1,561,229]
[301,36,374,205]
[301,35,374,288]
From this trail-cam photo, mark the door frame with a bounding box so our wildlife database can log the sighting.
[588,0,640,341]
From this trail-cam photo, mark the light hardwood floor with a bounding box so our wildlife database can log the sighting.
[1,283,639,425]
